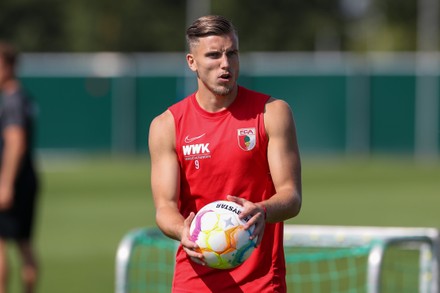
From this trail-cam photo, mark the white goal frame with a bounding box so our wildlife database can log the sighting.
[115,225,440,293]
[284,225,440,293]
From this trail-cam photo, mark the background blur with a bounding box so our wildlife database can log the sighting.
[0,0,440,159]
[2,0,439,158]
[1,0,440,292]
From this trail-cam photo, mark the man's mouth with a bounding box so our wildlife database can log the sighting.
[219,73,231,80]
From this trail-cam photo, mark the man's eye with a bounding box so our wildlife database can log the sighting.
[207,53,220,58]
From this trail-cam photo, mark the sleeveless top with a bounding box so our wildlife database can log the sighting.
[168,86,286,293]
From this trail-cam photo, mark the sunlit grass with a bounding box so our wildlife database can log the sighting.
[6,154,438,293]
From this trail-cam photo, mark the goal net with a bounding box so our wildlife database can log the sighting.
[115,225,439,293]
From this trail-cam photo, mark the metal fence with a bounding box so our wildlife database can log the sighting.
[19,52,440,158]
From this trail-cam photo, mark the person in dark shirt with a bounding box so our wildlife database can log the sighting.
[0,41,39,293]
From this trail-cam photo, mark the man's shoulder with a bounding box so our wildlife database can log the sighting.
[239,85,270,99]
[237,86,271,111]
[149,109,174,139]
[168,94,193,116]
[2,87,31,105]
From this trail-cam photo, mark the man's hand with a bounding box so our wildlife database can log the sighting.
[0,185,13,210]
[226,195,266,247]
[181,212,206,265]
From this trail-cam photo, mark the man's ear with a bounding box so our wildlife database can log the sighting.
[186,53,197,72]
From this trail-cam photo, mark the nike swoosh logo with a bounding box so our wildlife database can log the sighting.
[184,133,206,143]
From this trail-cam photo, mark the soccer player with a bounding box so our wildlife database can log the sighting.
[0,41,39,293]
[149,15,302,292]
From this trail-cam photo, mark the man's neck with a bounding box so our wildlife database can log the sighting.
[195,85,238,113]
[1,79,19,95]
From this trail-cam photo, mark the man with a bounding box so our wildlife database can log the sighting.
[149,15,302,292]
[0,41,39,293]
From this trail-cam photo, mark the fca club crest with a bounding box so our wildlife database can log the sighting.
[237,128,256,151]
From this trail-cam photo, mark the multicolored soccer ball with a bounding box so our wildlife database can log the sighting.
[189,200,257,269]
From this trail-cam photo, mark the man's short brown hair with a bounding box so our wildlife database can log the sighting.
[186,15,237,50]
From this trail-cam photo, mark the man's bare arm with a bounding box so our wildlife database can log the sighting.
[262,98,302,222]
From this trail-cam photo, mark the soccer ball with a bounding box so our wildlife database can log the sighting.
[189,200,257,269]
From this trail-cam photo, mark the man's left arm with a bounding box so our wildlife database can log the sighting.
[228,97,301,244]
[262,97,302,223]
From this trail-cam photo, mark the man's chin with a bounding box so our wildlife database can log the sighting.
[212,85,235,96]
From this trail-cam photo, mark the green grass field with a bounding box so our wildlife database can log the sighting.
[6,154,440,292]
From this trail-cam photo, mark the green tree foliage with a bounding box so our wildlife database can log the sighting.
[0,0,65,51]
[62,0,186,52]
[0,0,421,52]
[212,0,346,51]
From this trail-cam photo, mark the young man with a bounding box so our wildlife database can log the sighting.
[149,15,302,292]
[0,41,39,293]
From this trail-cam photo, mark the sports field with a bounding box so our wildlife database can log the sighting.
[6,154,440,293]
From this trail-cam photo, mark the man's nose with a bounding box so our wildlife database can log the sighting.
[220,54,230,68]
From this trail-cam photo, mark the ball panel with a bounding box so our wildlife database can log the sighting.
[207,231,228,252]
[200,212,220,231]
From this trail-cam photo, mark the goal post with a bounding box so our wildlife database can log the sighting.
[115,225,440,293]
[115,228,177,293]
[283,225,440,293]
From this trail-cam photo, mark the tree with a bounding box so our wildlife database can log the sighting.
[0,0,423,52]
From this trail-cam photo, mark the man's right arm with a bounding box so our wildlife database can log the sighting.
[149,110,184,241]
[148,111,203,262]
[148,111,202,261]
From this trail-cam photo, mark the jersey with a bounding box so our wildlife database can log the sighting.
[169,86,286,292]
[0,88,38,240]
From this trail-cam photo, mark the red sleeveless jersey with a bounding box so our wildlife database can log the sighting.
[169,86,286,292]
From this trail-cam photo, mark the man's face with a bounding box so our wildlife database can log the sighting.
[187,32,239,96]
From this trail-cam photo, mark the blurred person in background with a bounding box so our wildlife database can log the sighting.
[0,41,39,293]
[149,15,302,292]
